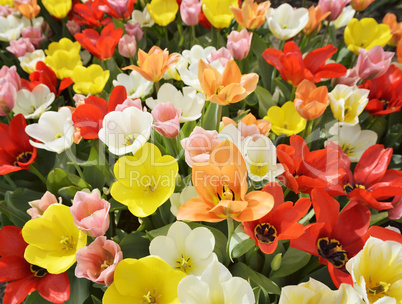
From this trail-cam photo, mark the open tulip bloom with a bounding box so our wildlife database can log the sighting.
[1,1,402,304]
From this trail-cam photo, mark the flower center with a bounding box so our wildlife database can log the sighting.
[60,235,75,250]
[143,291,158,303]
[341,144,355,156]
[343,183,365,195]
[250,162,269,177]
[125,133,136,146]
[100,251,115,272]
[254,223,277,244]
[367,281,391,302]
[30,264,47,277]
[13,151,33,166]
[317,237,348,268]
[175,255,192,273]
[217,185,236,201]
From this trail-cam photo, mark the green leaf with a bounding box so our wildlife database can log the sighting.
[91,295,103,304]
[270,247,311,278]
[58,185,82,202]
[230,224,255,259]
[179,120,196,139]
[4,189,42,226]
[47,168,90,195]
[65,269,90,304]
[202,102,219,131]
[274,79,292,101]
[83,140,111,189]
[254,85,277,119]
[119,231,150,259]
[230,262,281,297]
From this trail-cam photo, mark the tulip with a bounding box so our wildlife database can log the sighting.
[71,64,110,95]
[13,84,55,119]
[318,0,351,21]
[27,191,62,219]
[0,15,26,42]
[331,67,360,87]
[266,3,309,41]
[230,0,271,30]
[70,190,111,238]
[21,26,45,48]
[382,13,402,46]
[332,5,356,29]
[41,0,71,19]
[355,45,394,80]
[0,65,22,90]
[6,37,35,57]
[123,46,180,82]
[147,0,178,27]
[351,0,375,11]
[14,0,40,19]
[131,6,155,27]
[226,29,252,61]
[202,0,238,29]
[344,18,392,54]
[304,5,330,35]
[124,22,143,41]
[0,82,17,116]
[198,59,258,105]
[207,47,233,66]
[151,102,181,138]
[75,236,123,286]
[294,79,329,121]
[180,0,202,26]
[118,34,137,58]
[66,20,80,37]
[181,126,220,167]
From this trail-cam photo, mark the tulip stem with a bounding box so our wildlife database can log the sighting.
[3,174,17,190]
[291,85,297,101]
[155,81,160,94]
[65,148,87,183]
[320,21,330,47]
[29,164,47,185]
[226,216,235,263]
[302,119,315,148]
[216,104,223,131]
[283,187,291,199]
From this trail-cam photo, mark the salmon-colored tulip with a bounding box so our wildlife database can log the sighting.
[382,13,402,46]
[14,0,40,19]
[398,40,402,63]
[230,0,271,30]
[221,113,270,136]
[294,79,329,120]
[177,140,274,222]
[351,0,375,11]
[123,46,180,82]
[198,59,258,105]
[304,5,330,35]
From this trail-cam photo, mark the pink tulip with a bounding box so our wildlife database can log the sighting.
[0,82,17,116]
[356,45,394,80]
[6,38,35,57]
[389,196,402,220]
[331,67,360,87]
[125,22,143,41]
[238,122,260,138]
[70,190,110,237]
[27,191,62,219]
[106,0,129,16]
[227,29,253,61]
[66,20,81,37]
[0,66,22,90]
[318,0,351,21]
[181,126,220,167]
[75,236,123,286]
[0,5,14,17]
[115,98,145,111]
[180,0,202,26]
[21,26,45,48]
[151,102,181,139]
[207,47,233,67]
[118,34,137,58]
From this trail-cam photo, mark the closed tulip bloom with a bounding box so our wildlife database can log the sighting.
[180,0,202,26]
[266,3,309,41]
[71,64,110,95]
[70,190,110,238]
[147,0,179,26]
[75,236,123,286]
[6,37,35,57]
[207,47,233,66]
[356,45,394,80]
[151,102,181,139]
[382,13,402,46]
[351,0,375,11]
[304,5,330,35]
[198,59,258,105]
[118,34,137,58]
[124,22,143,41]
[202,0,238,29]
[0,65,21,91]
[227,29,252,61]
[27,191,62,219]
[41,0,71,19]
[14,0,40,19]
[294,79,329,121]
[0,82,17,116]
[230,0,271,30]
[344,18,392,54]
[318,0,351,21]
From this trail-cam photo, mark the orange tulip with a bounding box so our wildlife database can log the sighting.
[123,46,180,82]
[294,79,329,120]
[383,13,402,46]
[176,140,274,222]
[198,60,258,106]
[397,40,402,63]
[304,5,330,35]
[230,0,271,30]
[14,0,40,19]
[350,0,375,12]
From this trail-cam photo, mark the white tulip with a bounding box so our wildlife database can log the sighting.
[0,15,28,42]
[112,70,153,99]
[13,84,55,119]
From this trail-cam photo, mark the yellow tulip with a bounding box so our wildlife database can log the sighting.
[147,0,178,26]
[42,0,72,19]
[0,0,13,6]
[202,0,238,29]
[22,204,87,274]
[264,101,307,136]
[103,256,185,304]
[344,18,392,54]
[71,64,110,95]
[111,143,178,218]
